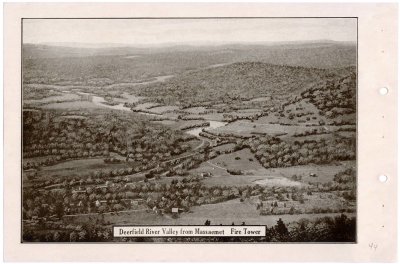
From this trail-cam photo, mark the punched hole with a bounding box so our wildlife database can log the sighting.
[379,175,388,183]
[379,87,389,95]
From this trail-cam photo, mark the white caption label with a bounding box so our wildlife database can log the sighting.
[114,226,266,237]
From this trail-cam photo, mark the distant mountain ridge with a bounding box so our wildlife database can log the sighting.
[23,41,356,65]
[28,39,355,49]
[23,42,356,85]
[137,61,356,106]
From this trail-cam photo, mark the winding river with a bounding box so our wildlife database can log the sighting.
[72,92,227,136]
[56,66,232,136]
[186,121,227,137]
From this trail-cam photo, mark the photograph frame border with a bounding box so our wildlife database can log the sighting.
[4,3,397,262]
[20,16,359,245]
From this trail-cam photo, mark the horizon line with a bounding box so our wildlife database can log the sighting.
[23,39,357,49]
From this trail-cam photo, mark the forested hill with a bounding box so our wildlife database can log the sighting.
[283,69,357,119]
[137,62,356,106]
[23,42,355,85]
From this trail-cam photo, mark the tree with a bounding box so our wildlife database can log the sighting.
[70,231,78,242]
[53,231,61,242]
[274,218,289,236]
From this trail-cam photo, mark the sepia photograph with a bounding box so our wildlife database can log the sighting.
[21,17,358,243]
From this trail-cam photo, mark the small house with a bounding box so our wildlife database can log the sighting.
[172,208,184,214]
[200,172,212,178]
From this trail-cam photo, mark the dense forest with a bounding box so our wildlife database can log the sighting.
[138,62,355,106]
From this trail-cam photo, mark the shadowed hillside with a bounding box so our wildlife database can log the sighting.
[138,62,355,106]
[280,69,356,123]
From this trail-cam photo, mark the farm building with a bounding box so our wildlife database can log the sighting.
[200,172,213,178]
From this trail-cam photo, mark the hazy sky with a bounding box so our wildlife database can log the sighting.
[23,18,357,46]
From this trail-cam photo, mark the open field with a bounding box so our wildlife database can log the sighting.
[189,161,231,177]
[260,161,356,184]
[258,191,350,214]
[62,209,162,225]
[192,157,354,187]
[202,175,303,187]
[162,199,355,226]
[133,102,159,111]
[210,121,289,137]
[183,106,208,114]
[208,148,266,172]
[62,197,355,228]
[149,105,180,114]
[37,158,132,179]
[24,93,81,105]
[151,120,178,126]
[185,112,226,122]
[42,101,103,109]
[24,155,57,164]
[212,143,236,153]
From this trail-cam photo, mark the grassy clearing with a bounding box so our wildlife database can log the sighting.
[133,102,159,111]
[282,133,335,143]
[23,155,57,164]
[165,198,354,226]
[223,109,263,118]
[151,120,178,126]
[177,120,209,130]
[38,158,131,179]
[255,115,281,125]
[201,174,306,188]
[250,96,270,102]
[62,209,165,226]
[62,198,354,227]
[212,143,236,153]
[152,119,209,131]
[208,148,264,172]
[211,120,289,137]
[335,113,356,123]
[149,105,180,114]
[185,113,225,122]
[259,191,348,213]
[42,101,103,110]
[261,161,356,184]
[193,156,354,187]
[111,93,144,103]
[158,112,181,120]
[184,107,208,114]
[238,108,263,113]
[337,131,356,138]
[191,148,308,187]
[24,93,81,105]
[189,161,231,177]
[203,175,269,187]
[253,177,303,187]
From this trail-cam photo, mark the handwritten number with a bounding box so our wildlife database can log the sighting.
[369,243,378,251]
